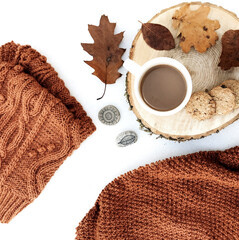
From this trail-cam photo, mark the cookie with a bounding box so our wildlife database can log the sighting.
[209,86,236,115]
[220,80,239,108]
[186,92,216,120]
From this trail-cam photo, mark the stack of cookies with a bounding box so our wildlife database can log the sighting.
[186,80,239,120]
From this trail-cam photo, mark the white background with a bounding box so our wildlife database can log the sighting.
[0,0,238,239]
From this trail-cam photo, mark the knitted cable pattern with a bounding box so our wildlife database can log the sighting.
[76,147,239,240]
[0,42,96,223]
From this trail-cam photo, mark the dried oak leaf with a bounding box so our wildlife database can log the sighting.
[172,4,220,53]
[141,22,175,50]
[218,30,239,70]
[82,15,125,100]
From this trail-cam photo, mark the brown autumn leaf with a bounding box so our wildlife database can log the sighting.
[219,30,239,70]
[141,22,175,50]
[172,4,220,53]
[82,15,125,100]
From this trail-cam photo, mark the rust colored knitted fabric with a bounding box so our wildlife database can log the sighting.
[76,147,239,240]
[0,41,96,223]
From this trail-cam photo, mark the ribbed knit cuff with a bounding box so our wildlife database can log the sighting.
[0,185,30,223]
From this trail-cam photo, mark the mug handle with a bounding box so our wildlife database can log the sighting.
[123,59,141,77]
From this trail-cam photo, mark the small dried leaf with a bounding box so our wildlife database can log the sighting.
[141,23,175,50]
[172,4,220,53]
[82,15,125,99]
[218,30,239,70]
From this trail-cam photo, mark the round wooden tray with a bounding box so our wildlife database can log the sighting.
[126,2,239,141]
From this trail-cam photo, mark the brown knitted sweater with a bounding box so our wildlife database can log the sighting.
[0,42,96,223]
[76,147,239,240]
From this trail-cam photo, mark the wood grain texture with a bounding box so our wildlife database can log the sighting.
[126,2,239,140]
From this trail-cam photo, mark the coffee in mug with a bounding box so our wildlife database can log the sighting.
[140,65,187,111]
[123,57,192,116]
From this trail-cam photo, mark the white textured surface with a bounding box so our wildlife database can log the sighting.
[0,0,238,240]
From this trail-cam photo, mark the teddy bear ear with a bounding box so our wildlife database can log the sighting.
[217,146,239,169]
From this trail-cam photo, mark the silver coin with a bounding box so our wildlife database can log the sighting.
[116,131,138,147]
[98,105,120,125]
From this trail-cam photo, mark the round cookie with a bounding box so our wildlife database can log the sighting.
[209,86,236,115]
[220,80,239,108]
[186,92,216,120]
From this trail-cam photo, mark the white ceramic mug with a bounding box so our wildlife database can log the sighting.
[124,57,192,116]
